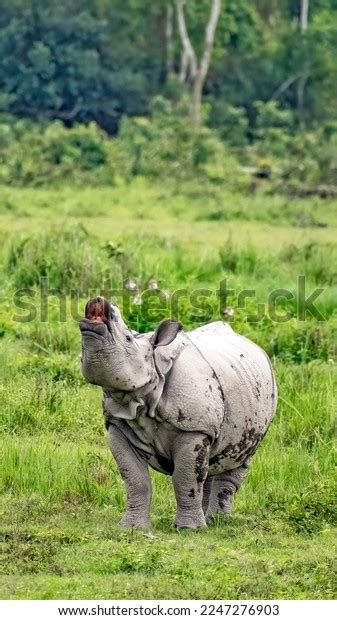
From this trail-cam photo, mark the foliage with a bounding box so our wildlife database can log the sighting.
[0,118,120,186]
[1,101,336,188]
[0,1,152,133]
[242,101,337,185]
[0,0,336,138]
[119,97,247,189]
[280,241,337,286]
[0,105,249,190]
[208,101,249,146]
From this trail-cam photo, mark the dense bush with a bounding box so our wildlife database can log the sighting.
[1,105,336,189]
[0,106,248,190]
[243,101,337,185]
[119,97,248,190]
[0,119,119,185]
[208,101,249,147]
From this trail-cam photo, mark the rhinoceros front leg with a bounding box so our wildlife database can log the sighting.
[206,461,250,519]
[172,433,210,529]
[108,425,152,529]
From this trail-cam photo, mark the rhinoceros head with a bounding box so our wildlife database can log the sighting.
[79,297,182,392]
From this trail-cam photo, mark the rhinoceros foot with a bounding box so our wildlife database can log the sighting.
[173,508,207,529]
[120,513,151,530]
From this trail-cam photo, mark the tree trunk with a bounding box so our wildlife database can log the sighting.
[176,0,197,82]
[180,49,189,82]
[166,3,174,78]
[297,69,309,127]
[297,0,310,126]
[300,0,309,34]
[175,0,222,131]
[191,76,204,132]
[191,0,222,131]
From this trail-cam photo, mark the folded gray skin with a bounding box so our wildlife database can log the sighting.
[80,297,277,529]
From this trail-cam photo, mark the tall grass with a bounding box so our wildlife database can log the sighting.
[5,225,109,294]
[1,226,336,358]
[1,439,121,507]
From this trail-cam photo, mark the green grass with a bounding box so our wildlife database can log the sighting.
[1,180,337,247]
[0,180,336,599]
[1,500,335,599]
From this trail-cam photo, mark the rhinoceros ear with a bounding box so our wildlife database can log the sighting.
[150,320,182,348]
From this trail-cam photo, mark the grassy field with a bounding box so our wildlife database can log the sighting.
[0,179,336,599]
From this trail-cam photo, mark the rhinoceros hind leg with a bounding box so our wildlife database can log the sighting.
[202,477,214,515]
[206,461,250,520]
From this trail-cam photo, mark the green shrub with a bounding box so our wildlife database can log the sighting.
[232,101,337,186]
[208,101,249,146]
[0,118,117,186]
[118,97,247,191]
[0,109,248,191]
[117,98,195,181]
[254,100,295,131]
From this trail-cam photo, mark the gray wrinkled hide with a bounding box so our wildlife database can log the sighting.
[81,312,277,529]
[103,322,277,474]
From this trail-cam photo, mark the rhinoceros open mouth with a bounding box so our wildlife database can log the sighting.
[85,297,111,324]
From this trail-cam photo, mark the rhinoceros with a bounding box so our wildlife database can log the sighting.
[80,297,277,529]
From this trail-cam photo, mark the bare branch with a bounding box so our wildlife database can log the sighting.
[191,0,222,130]
[297,1,310,125]
[300,0,309,34]
[175,1,222,131]
[271,73,302,100]
[166,3,174,78]
[198,0,222,84]
[175,0,197,81]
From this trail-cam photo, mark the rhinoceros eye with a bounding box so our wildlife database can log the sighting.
[125,334,132,342]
